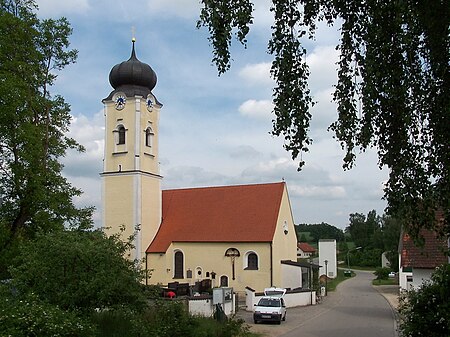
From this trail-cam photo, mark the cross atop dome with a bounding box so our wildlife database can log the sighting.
[105,39,157,100]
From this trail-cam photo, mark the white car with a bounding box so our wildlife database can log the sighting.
[253,288,286,324]
[388,272,396,278]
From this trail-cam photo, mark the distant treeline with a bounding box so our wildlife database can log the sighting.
[295,222,345,243]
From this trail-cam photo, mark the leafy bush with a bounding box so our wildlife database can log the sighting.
[398,264,450,337]
[92,307,149,337]
[9,228,146,313]
[0,286,95,337]
[374,267,390,280]
[139,300,251,337]
[143,299,197,337]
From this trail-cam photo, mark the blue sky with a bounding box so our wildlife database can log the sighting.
[35,0,388,229]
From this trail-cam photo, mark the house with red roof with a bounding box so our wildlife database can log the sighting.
[297,242,316,258]
[399,228,448,290]
[101,41,301,293]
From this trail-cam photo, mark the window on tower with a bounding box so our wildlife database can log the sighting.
[145,127,154,148]
[118,125,126,145]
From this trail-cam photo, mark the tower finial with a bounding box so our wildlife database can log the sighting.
[131,26,136,43]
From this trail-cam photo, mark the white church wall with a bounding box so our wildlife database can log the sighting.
[281,263,302,289]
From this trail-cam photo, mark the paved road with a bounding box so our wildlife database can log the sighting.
[238,270,397,337]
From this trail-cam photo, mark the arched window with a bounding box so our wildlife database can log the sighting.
[145,127,154,147]
[244,251,258,270]
[247,252,258,270]
[118,125,126,145]
[220,275,228,287]
[174,251,184,279]
[195,267,203,279]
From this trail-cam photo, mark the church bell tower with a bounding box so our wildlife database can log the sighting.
[101,39,162,261]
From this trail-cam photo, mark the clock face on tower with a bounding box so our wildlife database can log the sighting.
[146,95,154,112]
[114,94,126,110]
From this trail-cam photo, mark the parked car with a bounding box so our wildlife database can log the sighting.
[388,271,396,278]
[253,288,286,324]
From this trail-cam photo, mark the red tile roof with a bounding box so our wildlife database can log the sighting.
[146,182,286,253]
[401,229,448,269]
[297,242,316,253]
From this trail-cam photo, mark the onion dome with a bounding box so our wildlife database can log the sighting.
[105,40,157,100]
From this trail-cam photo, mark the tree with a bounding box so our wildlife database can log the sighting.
[379,215,401,270]
[9,228,146,313]
[346,210,381,249]
[0,0,93,276]
[297,222,344,242]
[197,0,450,238]
[398,264,450,337]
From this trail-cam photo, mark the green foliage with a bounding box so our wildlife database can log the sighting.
[93,300,252,337]
[141,284,164,298]
[144,299,198,337]
[326,268,352,292]
[348,248,383,268]
[297,223,345,242]
[299,233,309,242]
[374,267,390,280]
[380,215,402,270]
[346,210,381,249]
[0,0,93,277]
[197,0,253,74]
[197,0,450,239]
[398,264,450,337]
[0,286,96,337]
[92,307,150,337]
[345,211,401,268]
[372,278,397,286]
[10,228,145,313]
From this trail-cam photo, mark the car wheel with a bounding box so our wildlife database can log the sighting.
[254,319,258,324]
[282,313,286,321]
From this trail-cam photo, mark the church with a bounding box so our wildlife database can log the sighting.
[101,40,302,293]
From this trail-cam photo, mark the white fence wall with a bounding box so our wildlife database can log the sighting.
[188,295,235,317]
[245,287,316,312]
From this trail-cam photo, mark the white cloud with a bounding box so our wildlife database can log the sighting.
[238,62,273,86]
[238,99,273,120]
[62,111,104,227]
[310,88,337,134]
[306,45,339,92]
[252,1,273,30]
[290,185,346,199]
[35,0,90,16]
[229,145,262,160]
[147,0,201,19]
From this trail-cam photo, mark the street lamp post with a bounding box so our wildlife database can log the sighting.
[347,246,362,269]
[324,260,328,296]
[309,258,313,305]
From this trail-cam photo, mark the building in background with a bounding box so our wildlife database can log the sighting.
[318,239,337,279]
[399,228,448,290]
[297,242,316,259]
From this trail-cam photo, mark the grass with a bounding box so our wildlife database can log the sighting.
[326,268,352,292]
[372,278,398,286]
[347,265,376,271]
[337,262,376,271]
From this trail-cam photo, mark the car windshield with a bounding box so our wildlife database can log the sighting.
[258,298,281,307]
